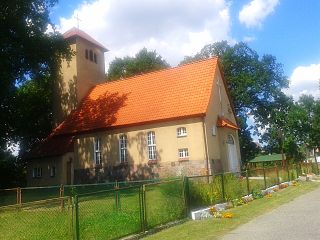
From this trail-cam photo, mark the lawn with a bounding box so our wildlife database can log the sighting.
[0,180,185,240]
[143,181,320,240]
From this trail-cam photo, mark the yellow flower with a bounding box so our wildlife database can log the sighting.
[222,212,233,218]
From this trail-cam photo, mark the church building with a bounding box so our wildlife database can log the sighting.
[27,28,241,186]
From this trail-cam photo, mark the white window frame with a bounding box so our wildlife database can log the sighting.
[177,127,187,137]
[33,167,42,178]
[147,131,157,160]
[119,135,127,163]
[178,148,189,159]
[94,138,102,165]
[50,166,56,177]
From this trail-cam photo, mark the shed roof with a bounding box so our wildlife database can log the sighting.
[249,154,286,163]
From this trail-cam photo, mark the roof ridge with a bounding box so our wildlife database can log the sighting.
[98,57,218,87]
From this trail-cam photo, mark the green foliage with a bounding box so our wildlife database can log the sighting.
[107,48,170,81]
[252,189,263,199]
[0,0,72,153]
[181,41,288,163]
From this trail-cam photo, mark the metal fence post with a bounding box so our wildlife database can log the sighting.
[263,165,267,189]
[60,184,65,211]
[245,170,250,195]
[16,187,22,205]
[221,172,225,202]
[74,195,80,240]
[276,164,280,185]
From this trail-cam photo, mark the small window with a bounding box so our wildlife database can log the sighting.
[94,138,102,165]
[32,168,37,178]
[50,166,56,177]
[93,53,97,63]
[227,135,234,144]
[147,131,157,160]
[178,148,189,159]
[89,50,93,61]
[177,127,187,137]
[85,49,88,59]
[32,167,42,178]
[119,135,127,163]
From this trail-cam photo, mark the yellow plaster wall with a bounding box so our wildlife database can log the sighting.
[27,153,74,186]
[73,118,207,171]
[204,67,241,173]
[53,37,106,126]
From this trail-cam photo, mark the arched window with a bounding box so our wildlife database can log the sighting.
[119,135,127,163]
[93,138,102,165]
[93,53,97,63]
[147,131,156,160]
[89,50,93,61]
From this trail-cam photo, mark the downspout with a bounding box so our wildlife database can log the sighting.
[202,117,210,176]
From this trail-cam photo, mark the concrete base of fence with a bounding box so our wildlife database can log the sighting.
[191,180,300,221]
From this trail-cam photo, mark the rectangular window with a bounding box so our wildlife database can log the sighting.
[32,167,42,178]
[178,148,189,159]
[119,135,127,163]
[94,138,102,165]
[50,166,56,177]
[147,131,157,160]
[177,127,187,137]
[93,53,97,63]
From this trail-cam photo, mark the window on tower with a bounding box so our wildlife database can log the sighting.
[89,50,93,61]
[85,49,88,59]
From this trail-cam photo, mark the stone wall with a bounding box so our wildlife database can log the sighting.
[73,159,208,184]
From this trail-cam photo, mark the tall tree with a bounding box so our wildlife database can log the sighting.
[181,41,289,163]
[0,0,72,153]
[107,48,170,81]
[0,1,72,186]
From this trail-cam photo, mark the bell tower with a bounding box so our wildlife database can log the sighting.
[53,28,108,126]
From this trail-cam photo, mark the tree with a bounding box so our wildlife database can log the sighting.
[107,48,170,81]
[181,41,289,163]
[0,1,72,186]
[0,0,72,153]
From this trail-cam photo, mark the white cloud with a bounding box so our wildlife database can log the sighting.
[238,0,279,28]
[242,36,256,43]
[56,0,233,68]
[284,63,320,100]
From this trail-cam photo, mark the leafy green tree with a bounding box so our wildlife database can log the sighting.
[181,41,288,163]
[0,0,72,153]
[107,48,170,80]
[0,1,72,186]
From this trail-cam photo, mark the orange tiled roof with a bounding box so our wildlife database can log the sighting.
[27,135,74,159]
[54,57,219,135]
[217,116,239,130]
[63,27,108,52]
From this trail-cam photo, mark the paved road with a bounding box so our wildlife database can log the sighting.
[221,187,320,240]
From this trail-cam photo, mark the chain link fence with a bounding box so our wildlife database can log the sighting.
[0,197,73,240]
[0,163,318,239]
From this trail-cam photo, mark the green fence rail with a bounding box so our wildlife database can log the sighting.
[0,163,318,239]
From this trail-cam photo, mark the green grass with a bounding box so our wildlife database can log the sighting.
[0,180,185,240]
[143,181,320,240]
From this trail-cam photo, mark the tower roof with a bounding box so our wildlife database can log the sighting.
[63,27,108,52]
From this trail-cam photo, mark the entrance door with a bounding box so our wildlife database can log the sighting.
[226,134,239,172]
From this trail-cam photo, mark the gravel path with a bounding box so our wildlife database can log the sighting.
[221,187,320,240]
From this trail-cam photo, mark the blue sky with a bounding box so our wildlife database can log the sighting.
[49,0,320,100]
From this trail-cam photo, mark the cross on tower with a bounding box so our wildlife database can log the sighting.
[75,13,81,29]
